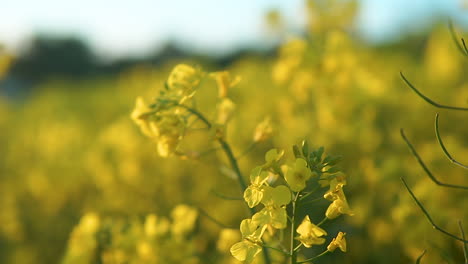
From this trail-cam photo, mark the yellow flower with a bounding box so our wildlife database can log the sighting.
[252,185,291,229]
[78,212,100,234]
[318,172,347,188]
[327,232,347,252]
[210,71,241,98]
[230,219,266,264]
[144,214,169,237]
[283,158,312,192]
[147,113,185,157]
[167,64,203,97]
[261,148,284,175]
[324,183,354,219]
[170,204,198,236]
[217,98,236,124]
[131,97,155,137]
[296,215,327,248]
[253,117,274,142]
[244,167,269,208]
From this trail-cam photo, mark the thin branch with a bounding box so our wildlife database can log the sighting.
[415,249,426,264]
[463,38,468,55]
[400,177,468,242]
[261,244,291,257]
[435,114,468,169]
[317,216,328,227]
[459,221,468,264]
[297,250,330,263]
[400,72,468,111]
[400,129,468,190]
[176,104,272,264]
[448,21,468,56]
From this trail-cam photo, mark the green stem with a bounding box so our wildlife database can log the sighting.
[218,138,248,192]
[400,72,468,111]
[297,250,330,263]
[262,244,291,257]
[293,243,302,252]
[177,104,272,264]
[317,217,327,227]
[458,220,468,264]
[400,177,468,242]
[290,192,300,264]
[299,186,319,201]
[400,129,468,189]
[434,114,468,169]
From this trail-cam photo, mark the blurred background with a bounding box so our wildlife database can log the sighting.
[0,0,467,263]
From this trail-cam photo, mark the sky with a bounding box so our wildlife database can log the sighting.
[0,0,467,59]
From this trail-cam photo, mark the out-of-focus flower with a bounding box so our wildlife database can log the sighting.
[171,204,198,236]
[131,97,154,137]
[144,214,169,237]
[217,228,241,251]
[217,98,236,124]
[167,64,203,97]
[253,117,274,142]
[210,71,241,98]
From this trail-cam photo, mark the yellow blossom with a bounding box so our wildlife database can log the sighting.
[319,172,347,188]
[262,148,284,170]
[171,204,198,236]
[244,167,270,208]
[210,71,241,98]
[253,117,274,142]
[252,185,291,229]
[324,183,354,219]
[230,219,266,264]
[131,97,155,137]
[296,215,327,248]
[283,158,312,192]
[144,214,169,237]
[217,98,236,124]
[327,232,347,252]
[167,64,203,97]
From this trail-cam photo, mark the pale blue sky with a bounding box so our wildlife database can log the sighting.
[0,0,467,58]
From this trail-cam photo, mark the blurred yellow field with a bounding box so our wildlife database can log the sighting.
[0,1,467,264]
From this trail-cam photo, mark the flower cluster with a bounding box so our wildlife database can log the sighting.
[62,205,200,264]
[230,141,353,263]
[131,64,241,157]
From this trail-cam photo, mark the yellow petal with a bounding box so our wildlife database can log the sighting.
[244,185,264,208]
[230,241,262,263]
[327,232,347,252]
[262,185,291,206]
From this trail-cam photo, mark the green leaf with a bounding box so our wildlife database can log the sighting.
[325,167,341,173]
[323,155,342,166]
[315,146,324,162]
